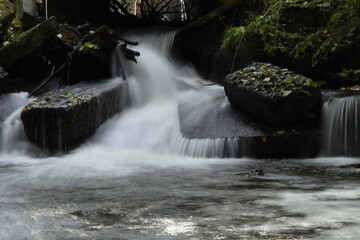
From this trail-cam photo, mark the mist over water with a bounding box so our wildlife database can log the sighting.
[0,31,360,239]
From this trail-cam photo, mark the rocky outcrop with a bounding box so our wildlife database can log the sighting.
[0,16,59,68]
[21,79,129,151]
[0,0,15,41]
[225,62,322,127]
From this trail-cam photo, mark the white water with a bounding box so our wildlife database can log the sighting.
[322,96,360,156]
[1,32,360,239]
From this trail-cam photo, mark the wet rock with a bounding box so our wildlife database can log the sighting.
[13,0,39,29]
[321,89,360,102]
[211,33,268,84]
[224,62,322,127]
[0,66,9,81]
[339,164,360,169]
[68,26,118,83]
[0,16,59,68]
[0,0,15,41]
[236,169,264,177]
[178,86,321,159]
[21,79,129,151]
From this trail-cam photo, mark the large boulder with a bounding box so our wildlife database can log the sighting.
[0,16,58,68]
[0,0,15,41]
[178,85,321,159]
[21,79,129,151]
[225,62,322,127]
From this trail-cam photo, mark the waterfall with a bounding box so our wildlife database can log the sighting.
[1,31,245,158]
[45,0,48,20]
[322,96,360,156]
[94,30,246,158]
[0,93,36,155]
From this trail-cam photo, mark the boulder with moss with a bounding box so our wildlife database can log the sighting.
[0,16,58,68]
[21,79,129,151]
[224,62,322,127]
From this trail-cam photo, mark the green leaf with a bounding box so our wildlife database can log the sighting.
[281,90,292,97]
[284,77,293,83]
[79,42,99,52]
[276,130,285,135]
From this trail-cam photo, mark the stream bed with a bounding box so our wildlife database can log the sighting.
[1,31,360,240]
[1,153,360,239]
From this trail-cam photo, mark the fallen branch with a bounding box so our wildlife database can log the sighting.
[29,37,85,97]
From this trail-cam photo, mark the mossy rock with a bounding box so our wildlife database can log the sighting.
[224,62,322,127]
[21,79,130,151]
[0,16,58,68]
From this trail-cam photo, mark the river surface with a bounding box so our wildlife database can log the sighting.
[1,31,360,240]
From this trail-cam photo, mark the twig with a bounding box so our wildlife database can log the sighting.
[29,37,86,97]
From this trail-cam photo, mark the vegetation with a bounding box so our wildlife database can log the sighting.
[222,0,360,69]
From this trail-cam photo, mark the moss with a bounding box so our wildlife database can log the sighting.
[230,62,323,97]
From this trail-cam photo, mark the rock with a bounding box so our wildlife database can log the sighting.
[0,0,15,41]
[68,26,119,83]
[0,66,9,81]
[211,33,268,84]
[178,85,321,159]
[236,169,264,177]
[224,62,322,127]
[0,16,59,68]
[21,79,130,151]
[321,89,360,102]
[173,1,240,81]
[13,0,39,29]
[47,0,112,25]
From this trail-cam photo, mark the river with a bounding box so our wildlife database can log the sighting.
[0,31,359,240]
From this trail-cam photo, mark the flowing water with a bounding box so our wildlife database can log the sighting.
[322,96,360,156]
[0,32,360,240]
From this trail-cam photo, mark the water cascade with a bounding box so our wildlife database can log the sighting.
[0,31,360,240]
[94,31,242,157]
[0,93,36,155]
[322,95,360,156]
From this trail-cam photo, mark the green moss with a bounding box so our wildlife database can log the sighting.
[79,42,99,52]
[230,62,323,97]
[6,18,23,41]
